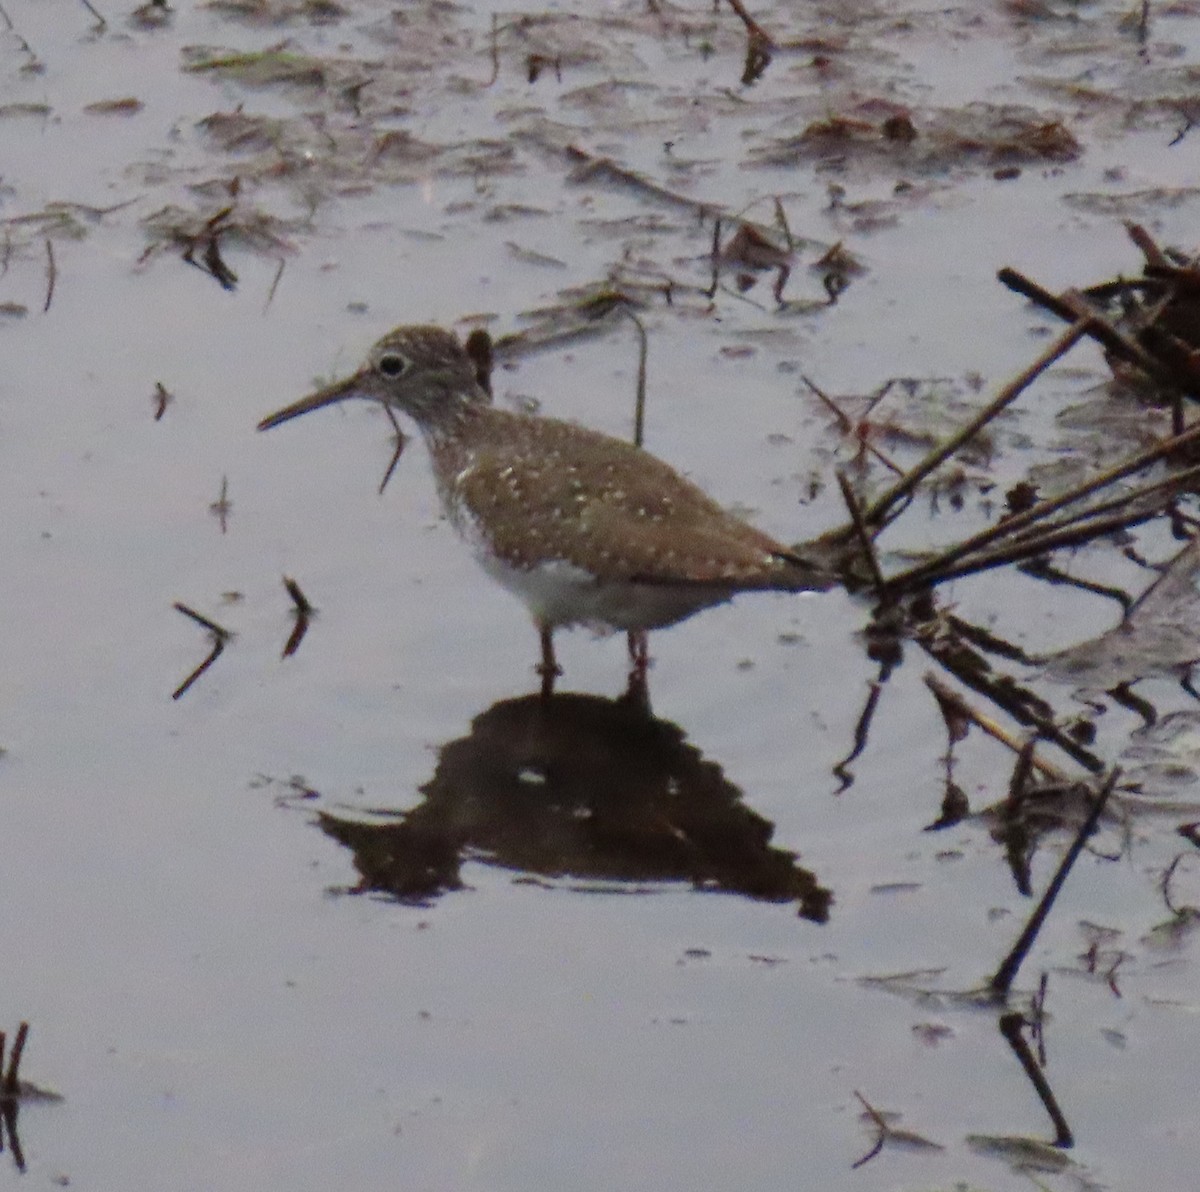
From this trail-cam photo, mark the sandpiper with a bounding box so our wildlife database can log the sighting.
[258,325,833,694]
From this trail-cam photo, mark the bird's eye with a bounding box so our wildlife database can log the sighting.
[377,353,408,378]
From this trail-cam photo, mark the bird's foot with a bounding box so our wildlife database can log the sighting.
[626,631,651,676]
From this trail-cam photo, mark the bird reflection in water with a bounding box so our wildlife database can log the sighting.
[317,689,831,923]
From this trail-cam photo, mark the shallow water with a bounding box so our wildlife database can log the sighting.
[3,2,1200,1189]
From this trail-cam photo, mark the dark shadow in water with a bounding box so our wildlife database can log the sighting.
[317,689,831,921]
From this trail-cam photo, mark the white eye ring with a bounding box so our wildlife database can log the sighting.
[377,352,408,378]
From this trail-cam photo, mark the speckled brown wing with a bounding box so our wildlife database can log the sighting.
[451,411,825,590]
[582,499,814,588]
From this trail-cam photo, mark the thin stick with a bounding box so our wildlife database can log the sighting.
[263,257,285,313]
[998,1012,1073,1147]
[909,503,1165,590]
[923,674,1075,784]
[921,640,1103,774]
[0,2,40,71]
[1159,853,1188,917]
[998,461,1200,546]
[1126,221,1171,270]
[172,603,232,700]
[622,306,648,447]
[42,238,55,312]
[990,770,1120,996]
[78,0,106,28]
[850,1091,887,1170]
[152,381,172,421]
[998,268,1185,386]
[173,603,229,639]
[886,418,1200,593]
[525,137,722,222]
[803,376,904,476]
[209,474,231,534]
[864,320,1090,526]
[836,469,884,592]
[282,576,313,658]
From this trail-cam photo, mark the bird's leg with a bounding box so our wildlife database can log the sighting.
[627,631,651,683]
[624,631,652,710]
[537,624,561,699]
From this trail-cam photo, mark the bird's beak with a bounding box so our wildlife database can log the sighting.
[257,370,370,431]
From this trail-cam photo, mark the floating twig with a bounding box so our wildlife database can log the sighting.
[172,602,232,699]
[0,3,41,72]
[990,769,1120,996]
[921,627,1103,773]
[804,376,904,476]
[209,474,231,534]
[522,135,721,222]
[282,576,314,658]
[850,1090,887,1170]
[42,238,55,312]
[152,381,172,421]
[1159,853,1191,917]
[77,0,106,29]
[922,674,1075,785]
[263,257,285,313]
[849,1090,942,1169]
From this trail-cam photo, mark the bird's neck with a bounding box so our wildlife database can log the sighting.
[419,394,506,514]
[393,364,481,436]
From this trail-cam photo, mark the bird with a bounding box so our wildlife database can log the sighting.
[257,324,834,695]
